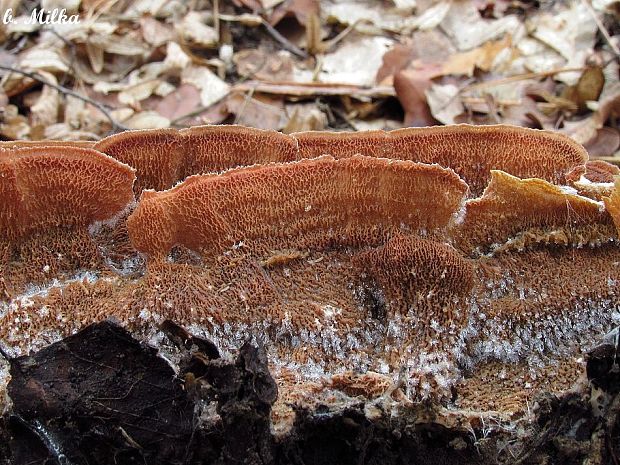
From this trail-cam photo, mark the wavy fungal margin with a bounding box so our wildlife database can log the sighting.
[94,124,587,197]
[0,145,136,241]
[127,155,468,258]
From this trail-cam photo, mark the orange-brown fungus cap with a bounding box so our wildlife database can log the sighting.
[583,160,620,183]
[458,170,613,255]
[95,129,184,193]
[0,146,136,242]
[389,125,588,196]
[181,125,297,177]
[603,176,620,235]
[127,155,467,258]
[94,124,587,197]
[293,130,389,159]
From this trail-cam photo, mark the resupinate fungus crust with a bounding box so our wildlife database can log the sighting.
[1,124,619,430]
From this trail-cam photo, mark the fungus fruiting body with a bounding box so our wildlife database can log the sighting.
[1,124,618,422]
[0,145,135,296]
[91,124,587,197]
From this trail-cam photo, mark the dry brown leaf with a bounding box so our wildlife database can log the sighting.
[425,83,464,125]
[442,35,512,77]
[233,49,294,81]
[181,65,230,107]
[155,84,203,120]
[0,104,30,140]
[376,43,416,85]
[377,31,455,85]
[566,82,620,145]
[394,66,441,126]
[29,71,60,127]
[140,16,176,47]
[584,127,620,157]
[562,67,605,112]
[283,103,327,132]
[177,12,219,48]
[226,92,285,130]
[233,81,395,98]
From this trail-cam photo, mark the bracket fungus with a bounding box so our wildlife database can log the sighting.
[126,155,468,258]
[0,145,135,296]
[92,124,586,198]
[457,170,616,255]
[1,124,619,430]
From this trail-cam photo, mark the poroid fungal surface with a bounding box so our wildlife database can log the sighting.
[1,125,619,428]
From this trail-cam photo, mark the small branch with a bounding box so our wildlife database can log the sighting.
[260,18,308,59]
[0,64,129,133]
[213,0,220,43]
[462,66,587,92]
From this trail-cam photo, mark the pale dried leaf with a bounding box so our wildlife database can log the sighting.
[283,103,327,133]
[440,2,523,51]
[442,35,511,77]
[181,65,230,107]
[392,0,417,10]
[64,92,88,128]
[324,1,431,34]
[6,15,41,34]
[118,80,161,106]
[164,42,191,70]
[415,2,451,31]
[319,36,393,86]
[0,104,30,139]
[30,71,59,127]
[529,2,596,60]
[124,111,171,129]
[89,33,149,56]
[86,41,104,74]
[226,93,285,130]
[262,0,285,7]
[425,83,464,124]
[19,48,69,73]
[177,12,218,48]
[233,49,294,81]
[155,81,176,97]
[140,15,176,47]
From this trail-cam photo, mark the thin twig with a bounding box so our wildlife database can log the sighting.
[0,64,129,133]
[44,27,77,87]
[581,0,620,57]
[462,66,587,92]
[213,0,220,43]
[322,19,370,53]
[233,85,257,124]
[260,18,308,59]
